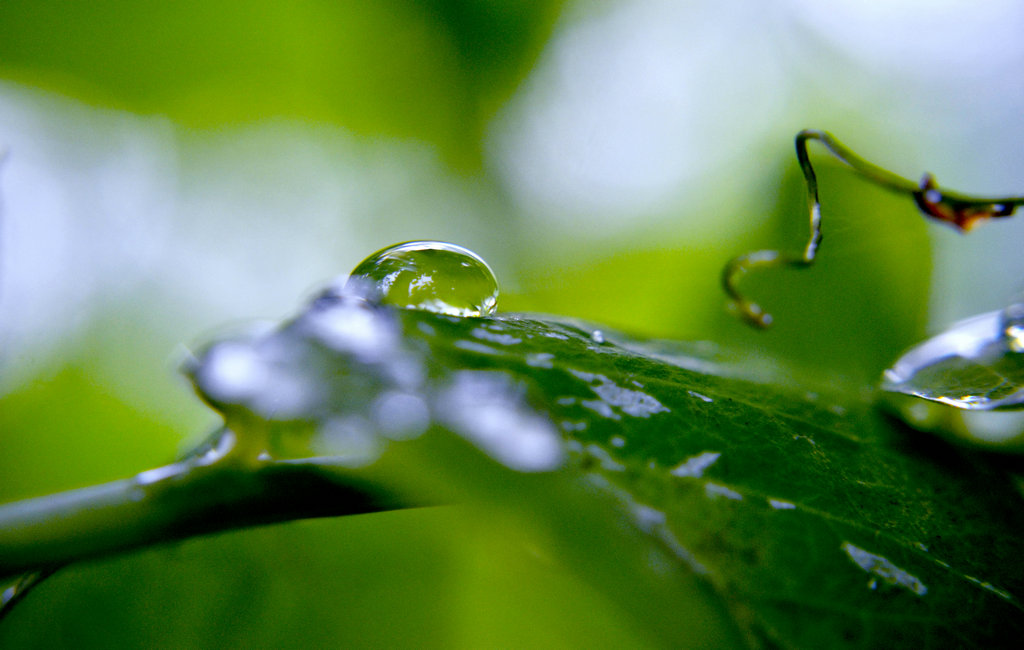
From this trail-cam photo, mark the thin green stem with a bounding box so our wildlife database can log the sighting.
[723,129,1024,328]
[1,569,59,623]
[0,453,416,583]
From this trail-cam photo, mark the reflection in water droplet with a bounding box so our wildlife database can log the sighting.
[882,308,1024,410]
[768,499,796,510]
[346,241,498,317]
[841,542,927,596]
[590,330,605,344]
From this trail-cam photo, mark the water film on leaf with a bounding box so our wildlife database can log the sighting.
[179,263,1024,648]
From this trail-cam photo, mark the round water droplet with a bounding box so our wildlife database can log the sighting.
[882,308,1024,410]
[346,241,498,317]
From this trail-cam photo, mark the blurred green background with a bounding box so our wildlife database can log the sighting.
[3,0,1024,646]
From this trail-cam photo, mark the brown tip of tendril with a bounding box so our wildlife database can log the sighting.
[913,173,1019,232]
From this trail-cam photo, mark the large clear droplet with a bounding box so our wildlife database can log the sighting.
[881,305,1024,410]
[346,241,498,317]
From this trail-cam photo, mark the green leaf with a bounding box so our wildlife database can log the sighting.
[4,286,1023,646]
[182,288,1023,647]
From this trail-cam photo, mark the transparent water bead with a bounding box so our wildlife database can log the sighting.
[882,304,1024,410]
[346,241,498,317]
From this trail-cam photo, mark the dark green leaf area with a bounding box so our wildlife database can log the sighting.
[397,309,1024,648]
[188,293,1024,648]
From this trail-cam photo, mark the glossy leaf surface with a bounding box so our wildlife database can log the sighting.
[5,288,1024,647]
[182,288,1024,647]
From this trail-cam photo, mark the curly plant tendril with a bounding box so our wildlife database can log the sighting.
[723,129,1024,329]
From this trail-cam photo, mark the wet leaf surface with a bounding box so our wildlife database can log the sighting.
[423,316,1024,647]
[180,288,1024,647]
[5,289,1023,647]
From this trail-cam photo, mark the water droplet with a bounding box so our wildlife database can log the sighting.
[768,499,796,510]
[437,371,564,472]
[629,503,709,575]
[135,464,187,486]
[569,369,670,419]
[670,451,721,478]
[471,327,521,345]
[882,307,1024,410]
[590,330,605,344]
[581,443,626,472]
[705,482,743,501]
[453,339,502,355]
[841,542,927,596]
[526,352,555,368]
[371,390,429,440]
[346,241,498,317]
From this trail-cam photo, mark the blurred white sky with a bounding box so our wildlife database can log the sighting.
[3,0,1024,393]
